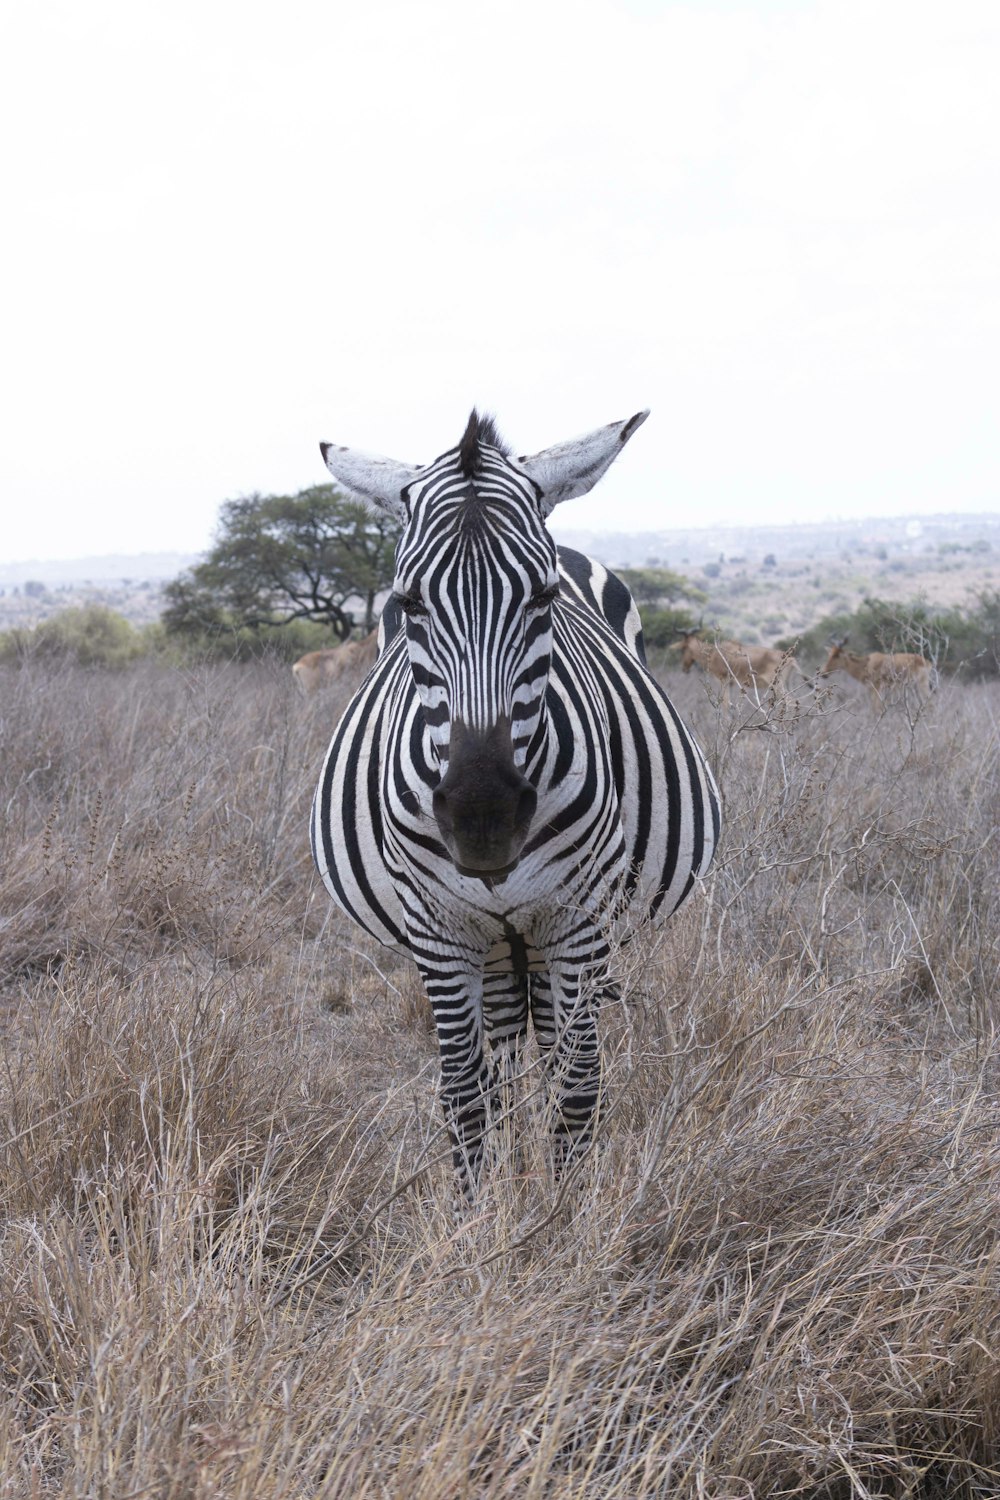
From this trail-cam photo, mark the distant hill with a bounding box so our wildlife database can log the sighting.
[0,553,202,631]
[550,512,1000,570]
[5,515,999,586]
[0,552,199,588]
[2,515,998,641]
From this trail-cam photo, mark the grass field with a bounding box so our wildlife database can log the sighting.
[1,657,998,1497]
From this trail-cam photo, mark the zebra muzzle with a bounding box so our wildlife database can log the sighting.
[432,716,537,878]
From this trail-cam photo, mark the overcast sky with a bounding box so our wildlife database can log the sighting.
[3,0,998,563]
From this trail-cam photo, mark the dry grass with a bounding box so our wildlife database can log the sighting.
[0,657,998,1497]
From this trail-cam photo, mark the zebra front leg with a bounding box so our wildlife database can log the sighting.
[482,967,530,1167]
[530,961,605,1174]
[419,959,491,1200]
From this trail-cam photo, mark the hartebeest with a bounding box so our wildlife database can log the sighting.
[292,630,379,695]
[818,637,934,708]
[671,630,805,705]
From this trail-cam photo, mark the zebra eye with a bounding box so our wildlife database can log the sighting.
[527,583,560,611]
[394,590,427,619]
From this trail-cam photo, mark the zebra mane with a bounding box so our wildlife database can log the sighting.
[458,409,509,479]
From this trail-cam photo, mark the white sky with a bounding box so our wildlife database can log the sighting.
[2,0,998,563]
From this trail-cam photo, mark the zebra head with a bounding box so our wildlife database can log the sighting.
[320,408,648,879]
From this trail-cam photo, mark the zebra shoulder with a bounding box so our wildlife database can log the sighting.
[555,546,646,664]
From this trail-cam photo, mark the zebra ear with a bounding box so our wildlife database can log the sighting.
[319,441,418,523]
[517,410,650,516]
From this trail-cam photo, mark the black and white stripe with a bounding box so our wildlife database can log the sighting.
[313,411,720,1193]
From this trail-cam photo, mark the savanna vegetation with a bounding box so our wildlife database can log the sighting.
[1,647,998,1496]
[781,590,1000,681]
[6,576,999,690]
[0,602,337,669]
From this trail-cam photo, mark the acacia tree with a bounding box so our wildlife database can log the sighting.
[164,485,399,641]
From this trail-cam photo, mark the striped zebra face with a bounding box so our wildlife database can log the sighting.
[392,485,559,765]
[320,408,650,878]
[392,452,559,877]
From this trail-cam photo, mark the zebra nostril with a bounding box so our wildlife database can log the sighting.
[430,719,537,873]
[431,783,450,828]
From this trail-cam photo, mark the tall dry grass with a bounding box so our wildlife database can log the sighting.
[0,656,998,1497]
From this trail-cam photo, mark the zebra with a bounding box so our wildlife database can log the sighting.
[312,409,720,1196]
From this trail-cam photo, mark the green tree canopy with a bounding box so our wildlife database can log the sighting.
[617,567,706,609]
[164,485,399,642]
[617,567,707,651]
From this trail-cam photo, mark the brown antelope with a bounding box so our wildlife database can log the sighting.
[671,630,805,705]
[818,637,934,708]
[292,629,379,695]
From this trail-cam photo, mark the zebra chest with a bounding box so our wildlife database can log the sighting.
[311,645,699,960]
[383,779,628,921]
